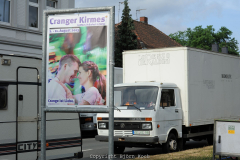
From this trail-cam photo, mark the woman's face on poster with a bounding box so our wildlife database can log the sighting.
[78,66,90,86]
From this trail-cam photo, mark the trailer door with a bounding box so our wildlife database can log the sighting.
[17,67,39,160]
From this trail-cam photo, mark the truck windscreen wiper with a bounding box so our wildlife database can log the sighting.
[126,104,142,112]
[114,106,121,112]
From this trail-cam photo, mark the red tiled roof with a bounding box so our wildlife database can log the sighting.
[115,20,182,49]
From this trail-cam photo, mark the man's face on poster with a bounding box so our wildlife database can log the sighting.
[63,61,79,84]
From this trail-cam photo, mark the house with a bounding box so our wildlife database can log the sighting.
[0,0,75,58]
[115,16,182,49]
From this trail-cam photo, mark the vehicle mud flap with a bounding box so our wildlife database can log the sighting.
[177,138,183,151]
[207,135,213,145]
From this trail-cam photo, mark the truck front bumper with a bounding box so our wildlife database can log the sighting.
[95,135,159,143]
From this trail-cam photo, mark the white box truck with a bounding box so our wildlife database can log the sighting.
[0,54,82,160]
[95,47,240,153]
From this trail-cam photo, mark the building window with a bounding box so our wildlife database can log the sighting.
[46,0,57,8]
[29,0,38,28]
[0,0,10,23]
[0,86,7,109]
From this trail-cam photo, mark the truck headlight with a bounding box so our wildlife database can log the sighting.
[142,123,152,129]
[99,123,107,129]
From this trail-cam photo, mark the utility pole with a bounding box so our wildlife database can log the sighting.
[118,2,124,23]
[136,9,146,21]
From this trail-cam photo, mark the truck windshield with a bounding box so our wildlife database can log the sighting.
[114,86,158,110]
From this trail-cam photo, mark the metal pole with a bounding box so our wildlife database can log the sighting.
[108,6,115,160]
[41,10,47,160]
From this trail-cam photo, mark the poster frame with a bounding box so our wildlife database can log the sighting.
[41,6,115,160]
[42,6,115,112]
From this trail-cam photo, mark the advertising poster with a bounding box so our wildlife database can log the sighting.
[46,13,109,107]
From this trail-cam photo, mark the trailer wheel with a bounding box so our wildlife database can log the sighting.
[162,133,178,153]
[114,145,125,154]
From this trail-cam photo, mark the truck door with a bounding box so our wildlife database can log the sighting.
[160,88,182,138]
[17,67,39,160]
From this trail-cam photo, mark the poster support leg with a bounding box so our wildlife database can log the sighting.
[41,6,47,159]
[108,6,115,160]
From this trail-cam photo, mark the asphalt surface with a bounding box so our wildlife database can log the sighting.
[73,133,209,160]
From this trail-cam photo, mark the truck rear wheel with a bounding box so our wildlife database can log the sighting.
[162,133,178,153]
[114,145,125,154]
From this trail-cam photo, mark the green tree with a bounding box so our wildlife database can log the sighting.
[169,25,239,55]
[115,0,138,67]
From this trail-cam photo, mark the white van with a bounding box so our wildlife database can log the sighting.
[0,54,82,160]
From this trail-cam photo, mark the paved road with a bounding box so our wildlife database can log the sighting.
[74,134,209,160]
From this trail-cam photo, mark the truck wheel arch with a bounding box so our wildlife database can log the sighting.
[165,128,179,142]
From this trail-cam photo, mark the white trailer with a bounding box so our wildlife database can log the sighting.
[80,67,123,133]
[0,54,82,160]
[96,47,240,153]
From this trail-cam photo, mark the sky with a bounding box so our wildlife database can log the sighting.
[75,0,240,51]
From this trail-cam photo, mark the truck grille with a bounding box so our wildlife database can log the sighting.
[114,130,132,136]
[114,122,141,130]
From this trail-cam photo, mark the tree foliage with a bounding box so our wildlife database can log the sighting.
[115,0,138,67]
[169,25,239,55]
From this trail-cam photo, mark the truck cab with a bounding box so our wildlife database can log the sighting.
[96,82,183,153]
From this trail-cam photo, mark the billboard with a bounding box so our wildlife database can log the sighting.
[46,13,109,107]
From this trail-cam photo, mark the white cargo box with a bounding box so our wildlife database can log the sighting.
[123,47,240,126]
[214,119,240,158]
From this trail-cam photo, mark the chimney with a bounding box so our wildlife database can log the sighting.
[222,46,228,54]
[140,17,148,24]
[212,43,219,52]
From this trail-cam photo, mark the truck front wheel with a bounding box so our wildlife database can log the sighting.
[162,133,178,153]
[114,145,125,154]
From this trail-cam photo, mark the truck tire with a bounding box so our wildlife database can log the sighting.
[114,145,125,154]
[162,133,178,153]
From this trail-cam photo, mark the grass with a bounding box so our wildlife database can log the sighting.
[128,146,237,160]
